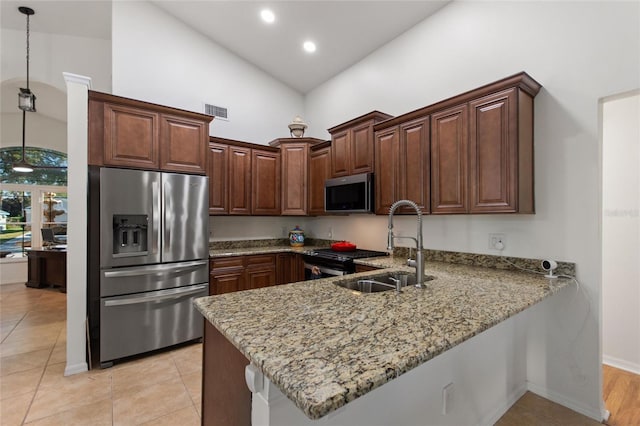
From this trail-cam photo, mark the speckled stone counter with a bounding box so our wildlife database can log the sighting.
[194,260,572,420]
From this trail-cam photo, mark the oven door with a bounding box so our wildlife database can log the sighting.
[304,262,348,280]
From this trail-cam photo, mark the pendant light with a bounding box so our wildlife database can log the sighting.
[12,6,65,173]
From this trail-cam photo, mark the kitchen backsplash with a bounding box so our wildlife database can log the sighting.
[393,247,576,277]
[208,239,576,277]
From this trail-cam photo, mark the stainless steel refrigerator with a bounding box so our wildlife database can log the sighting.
[95,168,208,368]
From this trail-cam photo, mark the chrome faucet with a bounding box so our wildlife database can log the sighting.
[387,200,426,288]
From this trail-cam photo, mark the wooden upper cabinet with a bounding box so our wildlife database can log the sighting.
[207,142,229,215]
[160,114,208,174]
[308,143,331,216]
[431,104,469,214]
[229,145,252,215]
[268,138,325,216]
[328,111,393,178]
[350,122,375,175]
[469,88,532,213]
[103,103,159,169]
[251,149,281,215]
[375,116,430,215]
[330,130,350,177]
[400,116,430,213]
[89,91,212,173]
[374,127,400,214]
[281,143,308,215]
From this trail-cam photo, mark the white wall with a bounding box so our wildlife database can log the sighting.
[111,1,304,145]
[209,216,310,242]
[602,92,640,374]
[1,28,111,94]
[303,1,640,420]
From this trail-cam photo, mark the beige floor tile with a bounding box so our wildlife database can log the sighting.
[1,321,19,342]
[0,391,34,426]
[181,370,202,404]
[113,377,192,426]
[139,405,200,426]
[0,366,43,400]
[25,368,112,423]
[0,334,57,357]
[23,398,112,426]
[111,354,181,396]
[1,348,51,377]
[37,362,111,391]
[171,343,202,376]
[0,310,27,324]
[6,322,64,342]
[47,342,66,365]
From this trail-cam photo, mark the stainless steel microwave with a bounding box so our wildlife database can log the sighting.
[324,173,373,213]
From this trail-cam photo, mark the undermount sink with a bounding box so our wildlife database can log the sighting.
[335,272,435,293]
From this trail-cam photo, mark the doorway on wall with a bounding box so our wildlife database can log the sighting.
[601,90,640,425]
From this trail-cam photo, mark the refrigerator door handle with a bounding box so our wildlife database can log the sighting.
[163,180,171,256]
[103,284,208,307]
[103,260,208,278]
[152,179,161,257]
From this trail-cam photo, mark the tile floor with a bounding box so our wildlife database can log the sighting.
[0,283,201,426]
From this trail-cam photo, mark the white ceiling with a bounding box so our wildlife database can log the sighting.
[1,1,449,94]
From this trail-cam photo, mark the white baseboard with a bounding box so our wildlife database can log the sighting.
[527,382,603,422]
[603,355,640,375]
[479,384,528,426]
[64,362,88,376]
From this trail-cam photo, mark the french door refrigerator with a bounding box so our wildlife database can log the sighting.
[89,167,209,368]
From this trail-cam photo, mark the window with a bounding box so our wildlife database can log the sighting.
[0,148,68,258]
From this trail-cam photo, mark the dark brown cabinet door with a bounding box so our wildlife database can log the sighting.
[246,254,276,289]
[374,127,400,214]
[469,88,518,213]
[400,116,430,214]
[330,130,350,177]
[350,122,375,175]
[431,104,468,214]
[207,142,229,215]
[308,145,331,215]
[202,322,251,426]
[103,103,159,169]
[160,114,208,174]
[251,150,281,215]
[211,270,245,295]
[209,257,245,294]
[280,143,308,215]
[229,146,252,215]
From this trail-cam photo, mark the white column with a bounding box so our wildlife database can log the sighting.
[63,72,91,376]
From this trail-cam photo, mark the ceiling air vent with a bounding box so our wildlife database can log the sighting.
[204,103,228,121]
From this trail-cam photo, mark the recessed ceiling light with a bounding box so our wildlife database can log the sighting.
[303,41,316,53]
[260,9,275,24]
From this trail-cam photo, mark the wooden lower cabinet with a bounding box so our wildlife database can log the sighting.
[202,321,251,426]
[246,254,277,289]
[209,253,303,295]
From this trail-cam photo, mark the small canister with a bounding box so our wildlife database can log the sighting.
[289,225,305,247]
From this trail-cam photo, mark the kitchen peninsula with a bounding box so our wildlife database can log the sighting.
[195,253,573,425]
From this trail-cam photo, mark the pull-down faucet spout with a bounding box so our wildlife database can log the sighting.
[387,200,426,288]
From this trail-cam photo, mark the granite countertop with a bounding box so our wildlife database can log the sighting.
[195,256,572,420]
[209,245,320,258]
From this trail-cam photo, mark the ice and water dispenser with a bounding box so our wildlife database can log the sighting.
[112,215,148,256]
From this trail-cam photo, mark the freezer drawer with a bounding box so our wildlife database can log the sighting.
[101,260,208,297]
[100,283,207,366]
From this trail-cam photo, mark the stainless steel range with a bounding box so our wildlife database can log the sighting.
[302,248,389,279]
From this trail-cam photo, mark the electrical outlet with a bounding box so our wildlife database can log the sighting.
[489,233,506,251]
[442,382,454,415]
